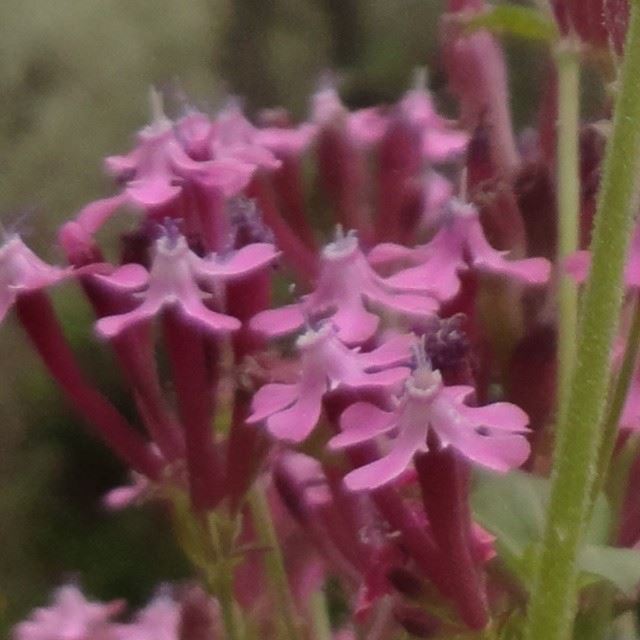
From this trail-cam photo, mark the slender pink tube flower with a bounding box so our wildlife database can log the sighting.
[12,585,124,640]
[248,325,412,442]
[331,355,530,491]
[251,230,438,345]
[95,232,278,338]
[369,199,551,302]
[0,234,73,323]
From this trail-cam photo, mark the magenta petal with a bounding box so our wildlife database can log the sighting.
[202,243,279,279]
[330,301,380,345]
[343,418,426,491]
[422,128,469,162]
[466,217,551,284]
[359,334,414,369]
[248,383,299,423]
[127,177,181,208]
[95,264,149,290]
[74,194,129,235]
[330,403,395,449]
[456,402,530,433]
[266,381,325,442]
[255,124,318,156]
[347,107,389,146]
[199,158,256,196]
[565,250,590,283]
[371,289,439,317]
[343,366,410,389]
[250,304,306,337]
[96,300,161,338]
[367,243,415,267]
[179,297,241,334]
[450,433,530,472]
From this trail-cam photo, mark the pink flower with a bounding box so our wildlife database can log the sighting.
[0,235,72,323]
[95,232,278,338]
[106,117,256,209]
[12,585,123,640]
[398,83,469,163]
[113,593,180,640]
[247,325,412,442]
[330,358,530,491]
[369,199,551,301]
[310,82,388,148]
[251,230,439,345]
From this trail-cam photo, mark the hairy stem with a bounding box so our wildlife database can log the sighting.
[555,39,581,413]
[524,3,640,639]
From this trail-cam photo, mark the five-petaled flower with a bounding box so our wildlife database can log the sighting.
[369,199,551,302]
[330,354,530,491]
[0,234,73,323]
[251,230,439,345]
[95,231,278,338]
[247,324,413,442]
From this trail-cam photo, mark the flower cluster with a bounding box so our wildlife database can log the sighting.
[9,1,640,635]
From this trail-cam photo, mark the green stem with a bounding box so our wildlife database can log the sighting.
[202,516,243,640]
[594,297,640,497]
[309,590,332,640]
[555,39,581,414]
[249,485,303,640]
[523,3,640,639]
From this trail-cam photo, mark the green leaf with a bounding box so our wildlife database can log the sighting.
[463,5,558,42]
[471,470,631,590]
[579,546,640,595]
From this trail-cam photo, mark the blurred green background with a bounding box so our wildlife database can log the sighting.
[0,0,551,633]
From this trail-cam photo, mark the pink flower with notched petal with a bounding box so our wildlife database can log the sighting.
[310,83,388,148]
[251,231,439,345]
[95,232,278,338]
[398,83,469,163]
[0,235,73,323]
[369,199,551,302]
[12,585,123,640]
[331,361,530,491]
[247,325,412,442]
[106,117,256,209]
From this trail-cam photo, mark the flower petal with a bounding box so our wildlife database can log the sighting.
[202,243,279,279]
[330,403,396,449]
[95,264,150,291]
[248,383,299,423]
[250,304,306,337]
[266,380,325,442]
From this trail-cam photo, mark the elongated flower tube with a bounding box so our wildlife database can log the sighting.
[0,234,73,323]
[251,230,439,345]
[370,199,551,302]
[247,325,412,442]
[95,232,278,338]
[331,356,530,491]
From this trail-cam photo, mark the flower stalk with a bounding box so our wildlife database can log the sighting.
[555,38,581,414]
[524,2,640,638]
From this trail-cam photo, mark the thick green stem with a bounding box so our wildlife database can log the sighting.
[555,40,581,413]
[523,3,640,639]
[249,485,303,640]
[595,297,640,498]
